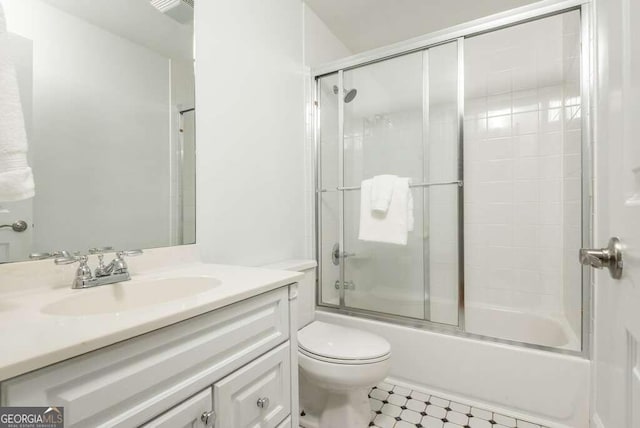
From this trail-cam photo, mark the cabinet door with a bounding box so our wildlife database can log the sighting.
[141,389,213,428]
[214,342,291,428]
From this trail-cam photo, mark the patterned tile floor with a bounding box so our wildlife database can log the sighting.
[368,382,549,428]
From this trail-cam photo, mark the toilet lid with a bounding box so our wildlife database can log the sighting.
[298,321,391,361]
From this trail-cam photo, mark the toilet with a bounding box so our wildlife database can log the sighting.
[262,260,391,428]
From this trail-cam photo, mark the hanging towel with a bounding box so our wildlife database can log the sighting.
[370,174,396,214]
[359,177,414,245]
[0,3,34,202]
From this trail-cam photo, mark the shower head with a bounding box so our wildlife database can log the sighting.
[333,85,358,103]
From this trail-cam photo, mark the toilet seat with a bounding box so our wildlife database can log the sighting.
[298,321,391,365]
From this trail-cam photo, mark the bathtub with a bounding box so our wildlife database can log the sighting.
[316,310,590,428]
[338,290,581,350]
[465,304,581,351]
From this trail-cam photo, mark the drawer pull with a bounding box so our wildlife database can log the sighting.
[200,410,215,427]
[256,397,270,409]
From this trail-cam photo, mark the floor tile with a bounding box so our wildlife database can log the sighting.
[381,403,402,417]
[494,413,516,426]
[470,407,493,420]
[411,390,431,402]
[406,398,427,412]
[370,388,389,401]
[400,409,422,423]
[469,417,492,428]
[430,396,450,407]
[447,410,468,425]
[366,382,545,428]
[421,415,444,428]
[388,393,407,406]
[373,413,396,428]
[370,398,383,411]
[450,401,471,414]
[426,404,447,419]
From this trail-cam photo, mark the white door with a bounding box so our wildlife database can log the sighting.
[591,0,640,426]
[0,200,32,262]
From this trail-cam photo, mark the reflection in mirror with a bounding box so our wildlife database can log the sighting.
[0,0,195,263]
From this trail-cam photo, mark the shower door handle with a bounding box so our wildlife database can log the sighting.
[331,243,355,265]
[579,237,623,279]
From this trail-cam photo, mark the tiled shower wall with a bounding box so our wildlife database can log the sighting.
[463,12,582,342]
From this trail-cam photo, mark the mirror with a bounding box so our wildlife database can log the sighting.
[0,0,196,263]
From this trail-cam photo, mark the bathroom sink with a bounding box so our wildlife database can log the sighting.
[42,277,221,316]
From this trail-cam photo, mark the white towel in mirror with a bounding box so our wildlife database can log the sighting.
[0,3,34,202]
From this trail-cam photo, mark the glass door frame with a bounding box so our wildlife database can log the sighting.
[312,0,593,358]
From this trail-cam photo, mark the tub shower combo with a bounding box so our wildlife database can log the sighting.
[313,1,590,363]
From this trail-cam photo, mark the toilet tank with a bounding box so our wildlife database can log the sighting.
[261,259,317,329]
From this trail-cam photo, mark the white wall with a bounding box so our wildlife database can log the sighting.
[2,0,173,253]
[303,4,351,68]
[195,0,306,266]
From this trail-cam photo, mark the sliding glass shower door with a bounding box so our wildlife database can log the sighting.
[317,41,462,327]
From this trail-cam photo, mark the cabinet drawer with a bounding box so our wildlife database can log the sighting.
[1,287,289,428]
[214,342,291,428]
[141,388,212,428]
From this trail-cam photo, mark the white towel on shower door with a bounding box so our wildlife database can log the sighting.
[0,3,34,202]
[358,177,414,245]
[370,174,397,214]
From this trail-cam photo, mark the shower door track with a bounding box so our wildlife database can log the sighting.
[312,0,593,359]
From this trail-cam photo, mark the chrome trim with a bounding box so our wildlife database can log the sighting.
[422,49,431,321]
[338,70,345,308]
[456,37,465,330]
[55,250,143,289]
[0,220,28,232]
[317,180,463,193]
[580,237,623,279]
[314,76,322,309]
[311,0,588,78]
[580,2,593,358]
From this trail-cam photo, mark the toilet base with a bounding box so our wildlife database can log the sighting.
[300,373,373,428]
[319,388,371,428]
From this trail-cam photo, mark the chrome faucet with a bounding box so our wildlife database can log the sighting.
[54,249,143,289]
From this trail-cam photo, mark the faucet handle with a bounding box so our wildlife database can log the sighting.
[54,255,85,265]
[89,247,114,255]
[30,250,70,260]
[118,249,143,257]
[55,255,93,284]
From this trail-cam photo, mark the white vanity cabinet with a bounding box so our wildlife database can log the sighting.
[0,285,299,428]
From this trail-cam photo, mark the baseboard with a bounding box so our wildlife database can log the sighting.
[386,376,577,428]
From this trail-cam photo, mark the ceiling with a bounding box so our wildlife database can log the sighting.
[41,0,193,61]
[304,0,542,54]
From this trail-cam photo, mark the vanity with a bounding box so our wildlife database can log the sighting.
[0,247,302,428]
[0,2,301,427]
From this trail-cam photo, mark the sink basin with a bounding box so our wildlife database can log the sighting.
[42,277,221,316]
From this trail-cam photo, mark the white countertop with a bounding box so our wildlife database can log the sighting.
[0,262,302,382]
